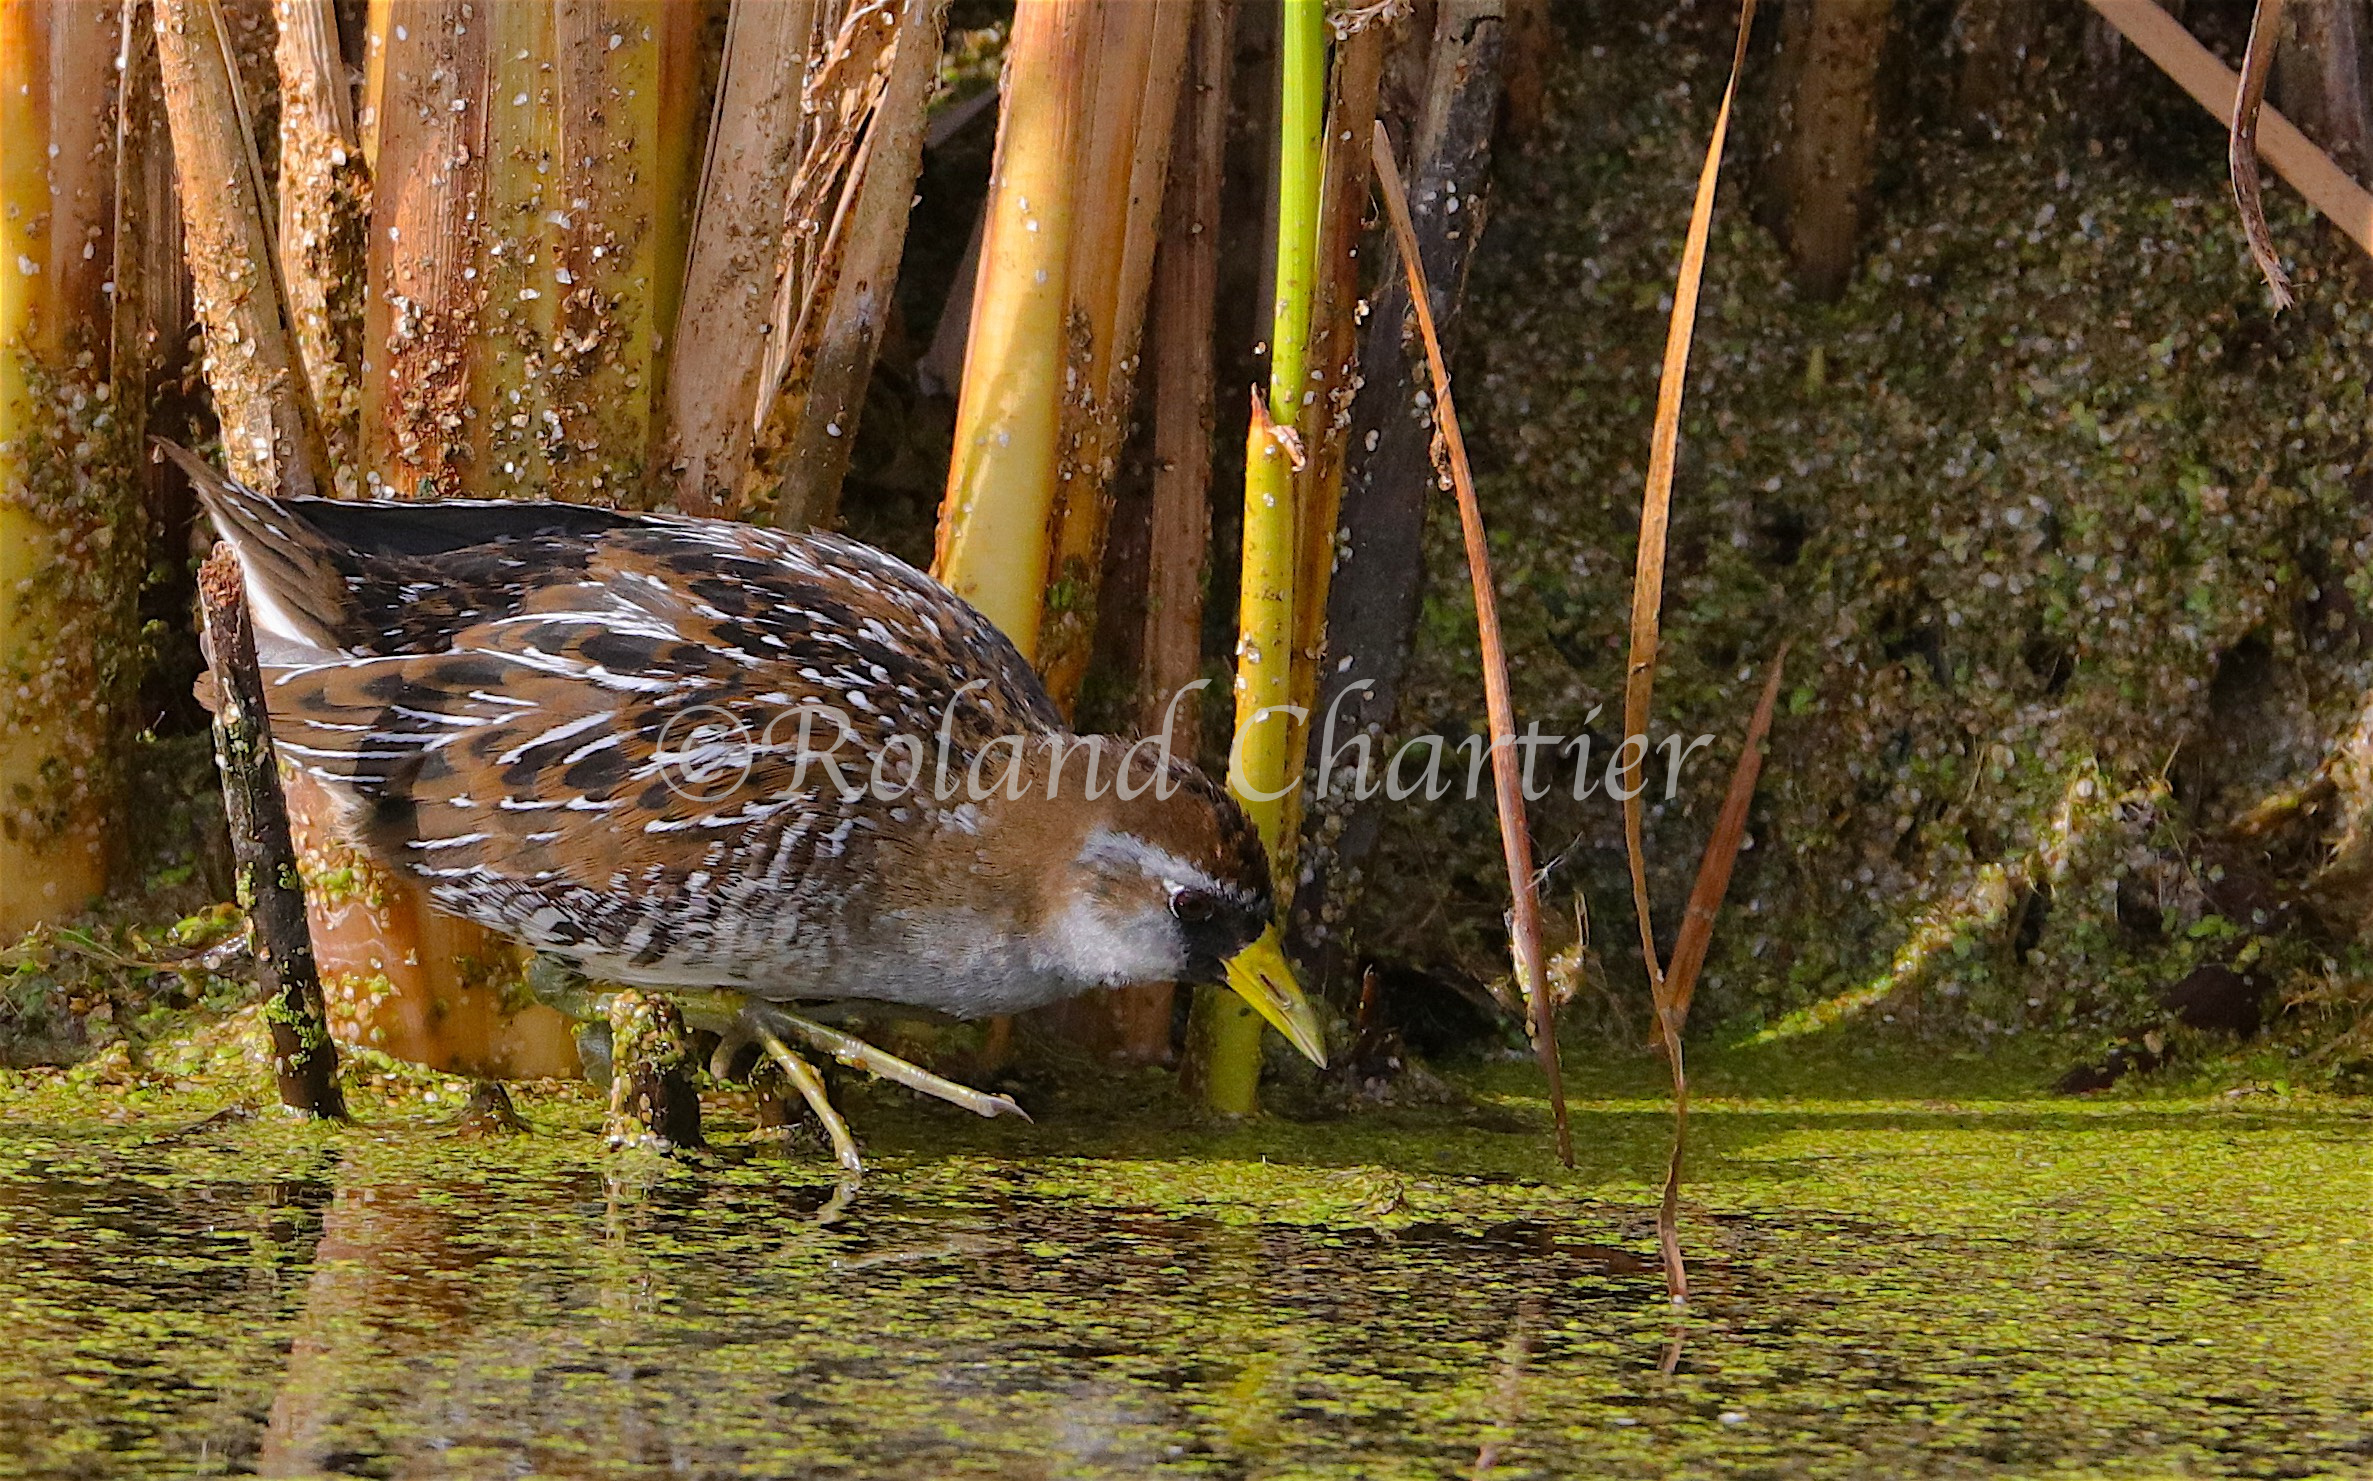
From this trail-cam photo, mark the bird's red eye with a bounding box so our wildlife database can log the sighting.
[1170,888,1216,924]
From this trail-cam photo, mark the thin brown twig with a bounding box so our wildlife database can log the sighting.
[1651,646,1787,1307]
[1621,0,1757,1305]
[195,543,345,1120]
[2230,0,2295,309]
[2082,0,2373,262]
[1370,121,1569,1169]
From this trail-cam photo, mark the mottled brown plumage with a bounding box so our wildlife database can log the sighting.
[175,447,1298,1033]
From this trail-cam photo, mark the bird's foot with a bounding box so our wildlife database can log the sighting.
[732,997,1031,1124]
[744,1023,865,1177]
[528,966,1027,1171]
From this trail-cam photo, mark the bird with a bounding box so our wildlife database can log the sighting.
[169,444,1324,1120]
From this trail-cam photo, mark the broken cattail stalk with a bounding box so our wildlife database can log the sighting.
[2230,0,2294,307]
[155,0,336,498]
[1621,0,1756,1304]
[198,546,347,1119]
[1032,0,1193,708]
[0,0,149,937]
[772,0,957,531]
[1371,119,1568,1167]
[603,989,703,1153]
[665,0,825,517]
[935,0,1095,655]
[1649,648,1786,1304]
[273,0,368,484]
[746,0,908,524]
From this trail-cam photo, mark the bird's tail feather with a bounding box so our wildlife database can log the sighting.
[157,440,349,657]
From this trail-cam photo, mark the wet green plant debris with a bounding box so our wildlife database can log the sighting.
[3,1048,2369,1478]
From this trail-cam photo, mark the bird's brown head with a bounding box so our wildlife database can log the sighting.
[986,737,1324,1063]
[1083,748,1273,978]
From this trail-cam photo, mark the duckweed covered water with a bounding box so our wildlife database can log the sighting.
[3,1051,2370,1478]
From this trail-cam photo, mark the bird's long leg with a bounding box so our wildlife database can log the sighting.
[746,1000,1032,1123]
[747,1022,865,1176]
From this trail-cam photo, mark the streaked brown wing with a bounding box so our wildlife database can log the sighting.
[263,520,1061,972]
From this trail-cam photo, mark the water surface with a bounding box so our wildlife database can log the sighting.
[3,1053,2369,1477]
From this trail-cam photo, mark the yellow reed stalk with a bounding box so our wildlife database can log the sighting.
[933,0,1095,656]
[688,0,934,527]
[673,0,950,526]
[1278,10,1389,845]
[1194,0,1329,1115]
[0,0,148,936]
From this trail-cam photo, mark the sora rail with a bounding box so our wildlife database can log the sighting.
[172,446,1323,1081]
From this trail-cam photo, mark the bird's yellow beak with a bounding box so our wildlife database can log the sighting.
[1223,928,1327,1067]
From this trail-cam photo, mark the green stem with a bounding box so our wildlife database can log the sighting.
[1203,0,1327,1112]
[1268,0,1326,418]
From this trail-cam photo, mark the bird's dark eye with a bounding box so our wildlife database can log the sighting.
[1170,887,1217,924]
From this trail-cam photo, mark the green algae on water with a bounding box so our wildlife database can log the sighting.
[3,1045,2370,1478]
